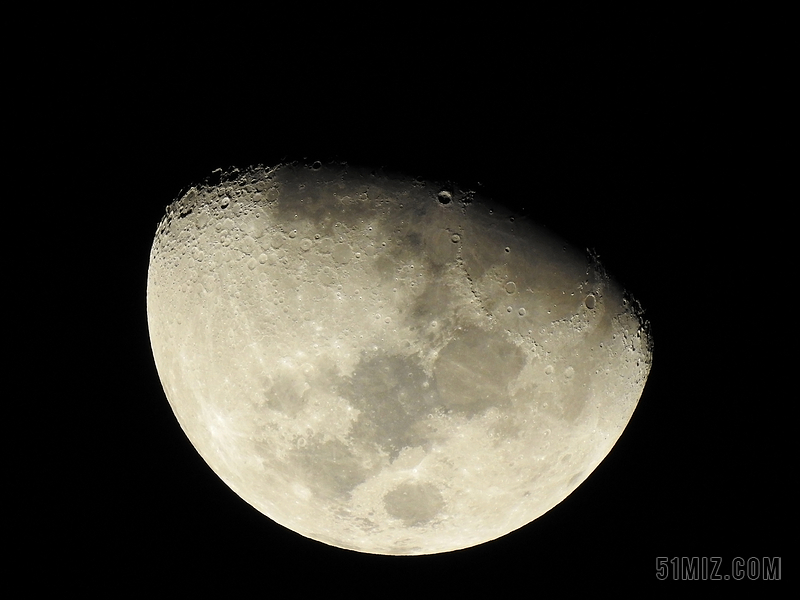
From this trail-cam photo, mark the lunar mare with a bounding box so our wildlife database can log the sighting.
[147,163,652,555]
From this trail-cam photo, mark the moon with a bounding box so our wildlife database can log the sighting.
[147,162,652,555]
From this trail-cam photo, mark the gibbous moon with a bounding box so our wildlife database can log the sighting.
[147,162,652,555]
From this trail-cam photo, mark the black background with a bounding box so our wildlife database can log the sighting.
[23,8,784,594]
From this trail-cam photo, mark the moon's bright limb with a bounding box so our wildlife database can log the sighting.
[147,163,652,555]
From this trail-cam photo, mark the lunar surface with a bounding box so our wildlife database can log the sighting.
[147,162,652,555]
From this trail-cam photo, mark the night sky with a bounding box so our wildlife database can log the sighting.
[26,9,783,594]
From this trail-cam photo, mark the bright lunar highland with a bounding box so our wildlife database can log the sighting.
[147,162,652,555]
